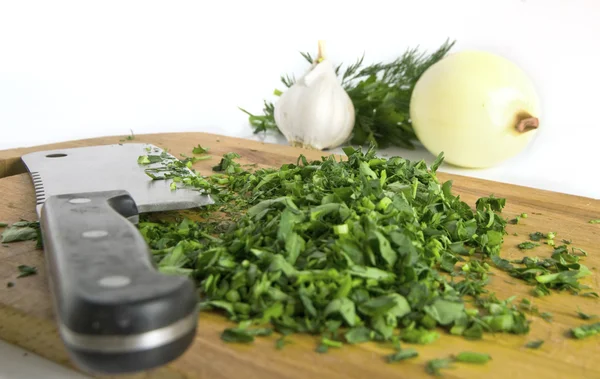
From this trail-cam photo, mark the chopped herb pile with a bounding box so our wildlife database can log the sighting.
[135,145,540,353]
[126,144,599,367]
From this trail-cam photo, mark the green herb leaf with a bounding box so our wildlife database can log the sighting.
[1,224,38,243]
[386,348,419,363]
[0,222,8,227]
[345,326,373,344]
[571,322,600,339]
[589,219,600,224]
[581,292,600,298]
[454,351,491,364]
[221,328,255,343]
[192,144,210,154]
[426,358,454,376]
[220,327,273,343]
[577,307,598,320]
[400,327,440,345]
[518,241,540,250]
[275,336,288,350]
[529,232,545,241]
[423,299,465,326]
[525,340,544,349]
[17,265,37,278]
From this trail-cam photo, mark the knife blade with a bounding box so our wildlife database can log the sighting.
[20,143,213,375]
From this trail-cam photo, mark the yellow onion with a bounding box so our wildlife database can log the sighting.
[409,50,541,168]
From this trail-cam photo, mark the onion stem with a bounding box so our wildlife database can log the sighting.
[516,116,539,133]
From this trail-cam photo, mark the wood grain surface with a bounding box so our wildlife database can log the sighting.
[0,132,599,379]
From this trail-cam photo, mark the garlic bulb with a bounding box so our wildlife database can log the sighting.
[274,41,355,150]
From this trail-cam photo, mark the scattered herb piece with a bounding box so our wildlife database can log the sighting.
[529,232,544,241]
[220,327,273,343]
[581,292,600,298]
[518,299,552,323]
[571,322,600,339]
[518,241,539,250]
[589,219,600,224]
[180,153,212,164]
[509,213,529,224]
[572,247,588,256]
[321,337,343,348]
[492,244,592,297]
[1,222,39,243]
[525,340,544,349]
[512,233,518,236]
[577,307,598,320]
[6,281,14,288]
[426,358,454,376]
[562,239,572,245]
[275,336,288,350]
[221,328,255,343]
[17,265,37,278]
[0,222,7,227]
[119,129,135,141]
[192,144,210,154]
[315,344,329,354]
[386,348,419,363]
[454,351,491,364]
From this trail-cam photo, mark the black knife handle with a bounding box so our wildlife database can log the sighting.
[39,190,198,375]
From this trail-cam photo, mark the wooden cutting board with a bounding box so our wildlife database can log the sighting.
[1,132,599,379]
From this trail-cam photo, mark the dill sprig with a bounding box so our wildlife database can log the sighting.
[239,39,456,149]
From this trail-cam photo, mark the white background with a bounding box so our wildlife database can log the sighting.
[1,0,599,377]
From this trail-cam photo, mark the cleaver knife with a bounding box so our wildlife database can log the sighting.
[20,143,213,375]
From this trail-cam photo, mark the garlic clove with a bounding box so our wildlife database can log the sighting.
[274,42,355,151]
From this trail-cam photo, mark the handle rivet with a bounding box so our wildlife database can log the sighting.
[82,230,109,238]
[98,275,131,288]
[69,198,91,204]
